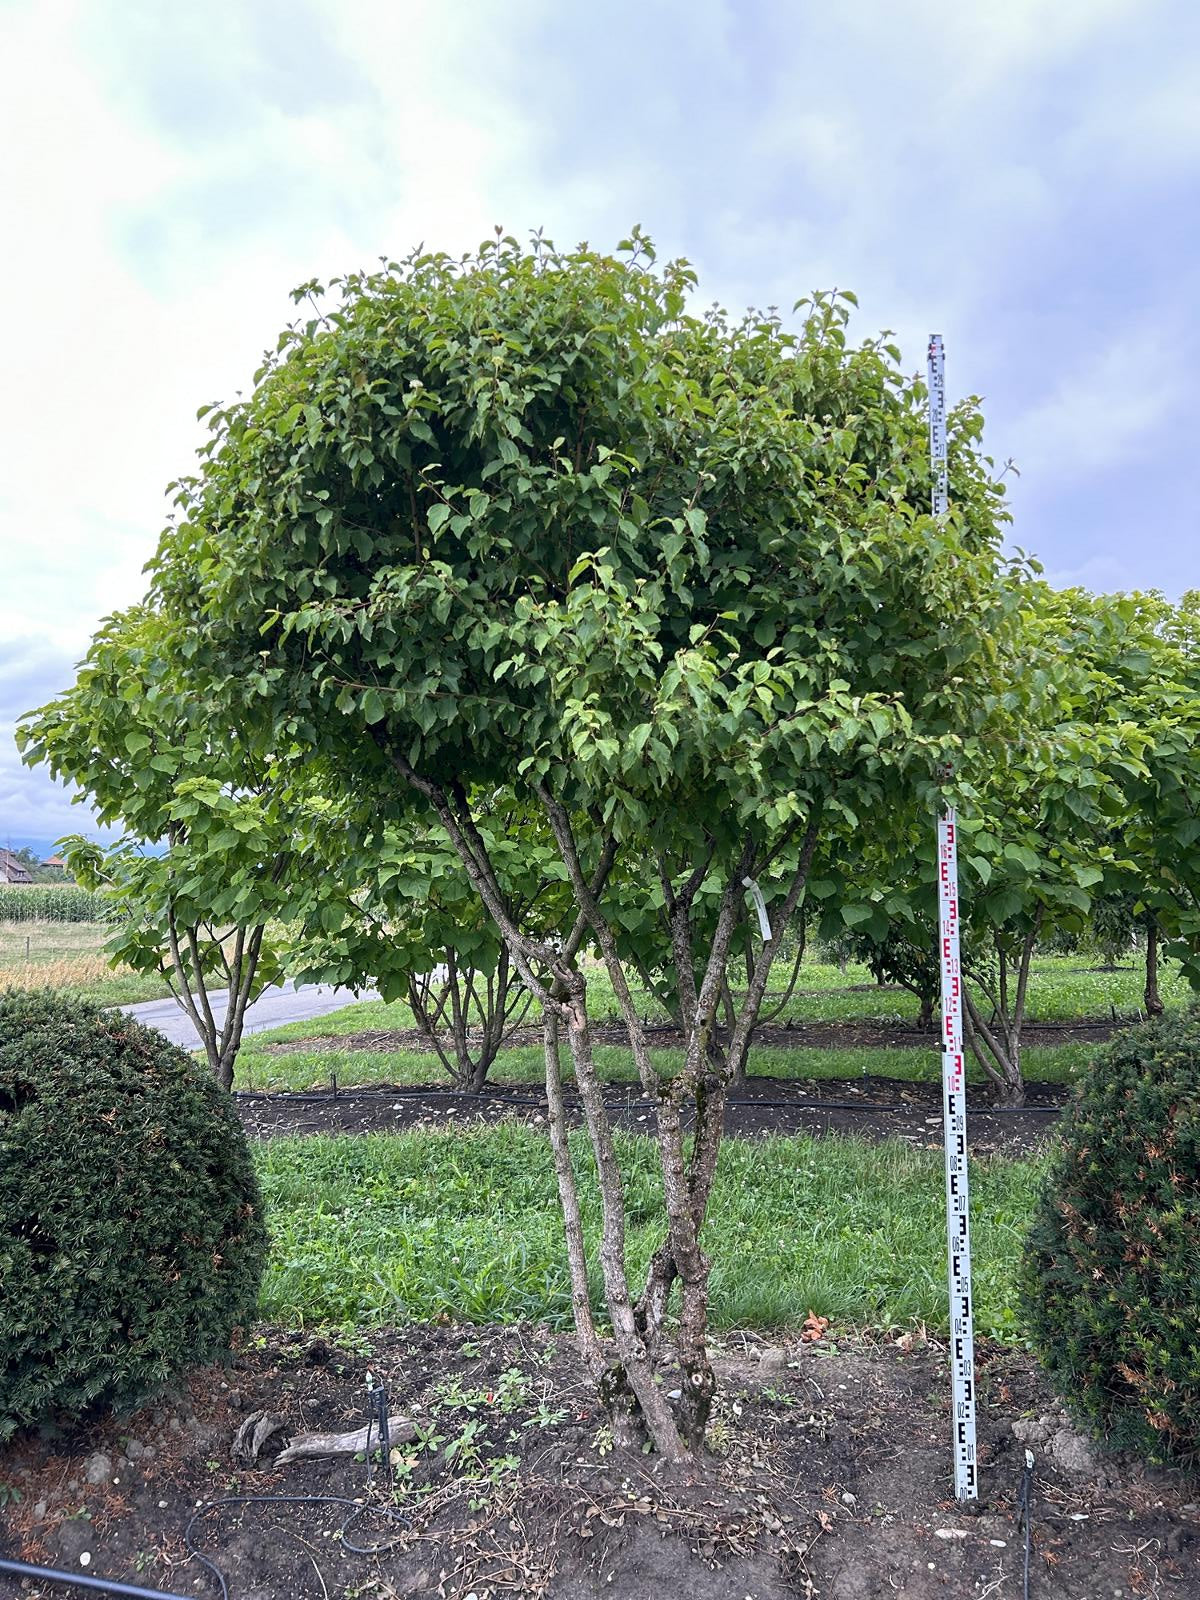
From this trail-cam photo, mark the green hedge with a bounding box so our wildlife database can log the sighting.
[1021,1012,1200,1467]
[0,990,268,1438]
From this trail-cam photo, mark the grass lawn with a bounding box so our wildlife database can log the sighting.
[233,1037,1095,1094]
[230,952,1179,1344]
[250,952,1183,1052]
[257,1125,1040,1340]
[0,919,170,1005]
[236,949,1149,1094]
[237,957,1111,1350]
[240,958,1101,1347]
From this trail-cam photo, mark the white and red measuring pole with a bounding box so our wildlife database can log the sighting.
[928,334,978,1502]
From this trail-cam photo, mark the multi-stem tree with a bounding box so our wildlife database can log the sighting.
[838,584,1184,1104]
[18,606,344,1090]
[1103,591,1200,1001]
[144,233,1015,1455]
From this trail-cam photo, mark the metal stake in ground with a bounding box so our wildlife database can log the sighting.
[929,332,978,1502]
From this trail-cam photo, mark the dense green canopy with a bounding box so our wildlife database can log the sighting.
[150,233,1017,848]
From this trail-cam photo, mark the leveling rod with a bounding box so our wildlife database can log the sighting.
[928,333,978,1502]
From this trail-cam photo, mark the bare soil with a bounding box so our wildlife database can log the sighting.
[1,1325,1195,1600]
[234,1074,1065,1157]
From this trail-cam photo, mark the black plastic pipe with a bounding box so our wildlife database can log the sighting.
[0,1556,187,1599]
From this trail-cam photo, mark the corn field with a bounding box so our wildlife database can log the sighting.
[0,885,115,922]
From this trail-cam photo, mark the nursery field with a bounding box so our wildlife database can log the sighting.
[224,950,1181,1338]
[245,951,1185,1049]
[8,220,1200,1600]
[3,951,1196,1600]
[229,951,1181,1098]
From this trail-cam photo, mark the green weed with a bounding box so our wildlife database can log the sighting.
[255,1127,1042,1340]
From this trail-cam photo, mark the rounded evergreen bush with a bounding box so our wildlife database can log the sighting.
[0,989,267,1438]
[1020,1011,1200,1466]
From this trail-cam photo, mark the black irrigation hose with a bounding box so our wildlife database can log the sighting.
[0,1557,187,1599]
[1016,1448,1035,1600]
[185,1389,408,1598]
[234,1085,1065,1116]
[184,1495,412,1600]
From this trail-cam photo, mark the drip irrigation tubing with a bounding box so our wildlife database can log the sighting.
[234,1084,1064,1116]
[0,1558,187,1599]
[184,1392,408,1599]
[1017,1449,1035,1599]
[183,1494,411,1600]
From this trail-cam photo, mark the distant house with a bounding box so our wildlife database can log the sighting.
[0,849,34,885]
[42,854,68,873]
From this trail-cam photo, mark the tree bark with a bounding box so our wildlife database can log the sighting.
[961,916,1041,1108]
[1144,919,1164,1017]
[384,757,684,1448]
[560,977,687,1458]
[164,905,264,1091]
[962,986,1023,1105]
[631,827,819,1439]
[541,1010,603,1377]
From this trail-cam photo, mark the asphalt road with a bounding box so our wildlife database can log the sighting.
[120,978,376,1049]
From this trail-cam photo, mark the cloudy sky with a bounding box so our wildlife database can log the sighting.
[2,0,1197,847]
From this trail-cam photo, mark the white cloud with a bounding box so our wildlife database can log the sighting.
[0,0,560,837]
[1007,323,1189,483]
[1041,553,1141,594]
[0,632,99,843]
[0,0,550,650]
[2,0,1198,840]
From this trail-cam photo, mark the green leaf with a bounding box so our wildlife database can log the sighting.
[983,887,1024,925]
[966,855,992,887]
[1002,843,1040,874]
[841,904,875,928]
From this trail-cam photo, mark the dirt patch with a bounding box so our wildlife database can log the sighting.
[269,1015,1130,1056]
[233,1075,1065,1156]
[1,1326,1195,1599]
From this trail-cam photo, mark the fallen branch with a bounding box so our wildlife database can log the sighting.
[274,1418,417,1466]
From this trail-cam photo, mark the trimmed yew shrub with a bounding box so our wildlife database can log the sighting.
[1020,1012,1200,1466]
[0,990,267,1438]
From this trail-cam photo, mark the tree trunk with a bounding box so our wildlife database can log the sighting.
[560,978,687,1459]
[1144,920,1164,1017]
[408,947,529,1093]
[962,995,1026,1106]
[961,920,1040,1108]
[165,909,263,1092]
[389,751,813,1458]
[727,1032,750,1088]
[722,976,749,1087]
[540,1009,602,1378]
